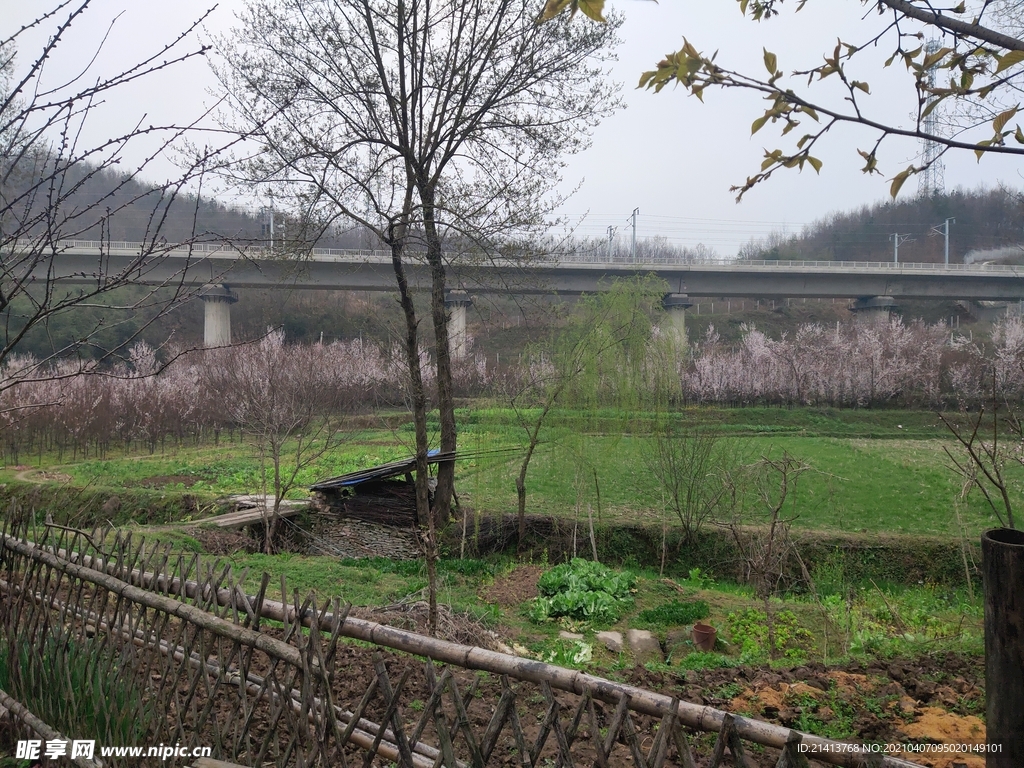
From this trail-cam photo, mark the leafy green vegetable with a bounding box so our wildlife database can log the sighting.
[529,558,635,624]
[635,600,710,628]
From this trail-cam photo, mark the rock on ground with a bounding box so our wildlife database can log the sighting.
[626,629,663,664]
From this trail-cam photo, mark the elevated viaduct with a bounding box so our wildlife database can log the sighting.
[21,239,1024,348]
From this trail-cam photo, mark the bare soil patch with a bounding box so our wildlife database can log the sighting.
[138,474,201,488]
[188,526,258,555]
[478,565,542,607]
[625,651,983,768]
[273,644,985,768]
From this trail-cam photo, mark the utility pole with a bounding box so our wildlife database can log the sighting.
[943,217,954,266]
[932,217,955,265]
[890,233,912,264]
[261,192,277,251]
[606,226,616,262]
[629,208,639,263]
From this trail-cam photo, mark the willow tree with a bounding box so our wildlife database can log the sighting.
[510,276,670,551]
[218,0,619,631]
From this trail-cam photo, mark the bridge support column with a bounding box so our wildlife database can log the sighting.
[849,295,899,325]
[445,289,473,362]
[200,284,238,347]
[662,293,693,345]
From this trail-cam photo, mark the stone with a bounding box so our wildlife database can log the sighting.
[626,629,663,664]
[595,631,623,653]
[101,496,121,515]
[559,631,584,641]
[898,696,918,716]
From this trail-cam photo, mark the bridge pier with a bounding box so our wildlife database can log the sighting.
[849,295,899,325]
[662,293,693,344]
[200,284,238,347]
[445,289,473,362]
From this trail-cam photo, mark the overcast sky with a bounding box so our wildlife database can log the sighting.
[8,0,1024,256]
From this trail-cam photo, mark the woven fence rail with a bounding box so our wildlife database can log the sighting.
[0,518,922,768]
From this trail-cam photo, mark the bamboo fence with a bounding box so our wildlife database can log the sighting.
[0,515,923,768]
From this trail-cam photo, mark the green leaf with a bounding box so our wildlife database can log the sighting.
[889,167,913,198]
[922,97,943,119]
[922,47,952,70]
[751,115,770,135]
[1015,125,1024,144]
[538,0,573,21]
[576,0,606,22]
[995,50,1024,74]
[807,155,822,173]
[763,48,778,76]
[993,106,1018,134]
[852,81,870,94]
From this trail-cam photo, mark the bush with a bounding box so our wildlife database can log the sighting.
[529,558,636,624]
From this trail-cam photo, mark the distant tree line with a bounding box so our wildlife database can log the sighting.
[3,313,1023,464]
[738,187,1024,264]
[0,335,494,465]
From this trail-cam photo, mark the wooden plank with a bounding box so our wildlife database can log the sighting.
[198,505,307,530]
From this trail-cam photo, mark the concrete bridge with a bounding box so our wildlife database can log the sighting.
[22,239,1024,349]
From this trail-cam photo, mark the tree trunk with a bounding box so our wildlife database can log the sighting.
[389,220,437,636]
[421,182,457,534]
[420,186,452,639]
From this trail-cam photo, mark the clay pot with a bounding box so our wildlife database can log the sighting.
[691,622,717,652]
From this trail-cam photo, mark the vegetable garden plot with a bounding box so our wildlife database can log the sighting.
[0,514,924,767]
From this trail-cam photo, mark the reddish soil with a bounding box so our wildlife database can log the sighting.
[625,652,984,768]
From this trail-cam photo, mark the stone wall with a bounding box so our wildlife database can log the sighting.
[303,516,421,560]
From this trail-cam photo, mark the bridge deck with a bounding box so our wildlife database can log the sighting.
[16,239,1024,301]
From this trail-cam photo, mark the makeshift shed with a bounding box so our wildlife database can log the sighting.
[309,450,452,528]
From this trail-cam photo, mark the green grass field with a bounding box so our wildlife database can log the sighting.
[3,406,1011,537]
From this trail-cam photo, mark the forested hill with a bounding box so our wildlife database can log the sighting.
[6,159,367,248]
[738,187,1024,265]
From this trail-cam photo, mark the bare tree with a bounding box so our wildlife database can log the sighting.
[722,452,813,658]
[1,2,228,392]
[643,417,728,547]
[210,331,352,552]
[941,366,1022,530]
[217,0,620,632]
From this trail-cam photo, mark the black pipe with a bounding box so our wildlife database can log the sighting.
[982,528,1024,768]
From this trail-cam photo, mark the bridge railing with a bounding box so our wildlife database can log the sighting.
[18,238,1024,274]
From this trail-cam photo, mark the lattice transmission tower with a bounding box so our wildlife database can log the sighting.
[918,38,945,197]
